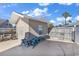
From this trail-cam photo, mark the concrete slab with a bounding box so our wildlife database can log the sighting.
[0,40,19,53]
[0,40,79,56]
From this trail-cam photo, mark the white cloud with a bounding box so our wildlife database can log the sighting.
[50,19,64,26]
[56,16,72,25]
[23,8,51,17]
[59,3,72,5]
[21,7,51,17]
[33,8,44,16]
[38,3,50,6]
[11,4,17,6]
[2,4,10,8]
[66,17,72,21]
[33,8,47,16]
[57,17,65,22]
[75,15,79,21]
[54,10,59,13]
[57,16,72,22]
[2,4,17,8]
[50,20,55,24]
[27,13,33,16]
[21,10,29,14]
[75,3,79,6]
[59,22,63,25]
[46,14,52,16]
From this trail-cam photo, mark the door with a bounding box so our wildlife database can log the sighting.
[75,27,79,43]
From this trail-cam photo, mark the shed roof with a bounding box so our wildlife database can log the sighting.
[10,11,49,24]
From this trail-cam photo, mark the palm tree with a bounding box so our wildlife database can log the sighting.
[62,12,71,26]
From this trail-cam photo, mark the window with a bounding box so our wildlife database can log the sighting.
[38,25,43,35]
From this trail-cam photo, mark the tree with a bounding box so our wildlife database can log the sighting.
[48,22,54,33]
[68,20,72,25]
[68,20,72,23]
[58,23,62,27]
[62,12,71,26]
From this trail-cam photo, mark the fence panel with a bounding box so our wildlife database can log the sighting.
[49,27,74,42]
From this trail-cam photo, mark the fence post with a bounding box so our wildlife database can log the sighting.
[72,25,76,42]
[74,27,75,42]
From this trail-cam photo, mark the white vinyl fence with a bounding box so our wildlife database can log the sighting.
[49,27,74,42]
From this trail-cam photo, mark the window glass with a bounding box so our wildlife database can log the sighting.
[38,25,43,35]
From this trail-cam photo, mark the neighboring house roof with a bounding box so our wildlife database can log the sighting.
[9,11,49,24]
[0,19,13,28]
[0,19,5,25]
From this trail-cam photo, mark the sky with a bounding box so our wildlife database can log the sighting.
[0,3,79,25]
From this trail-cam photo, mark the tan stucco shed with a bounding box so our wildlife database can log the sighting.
[9,11,48,44]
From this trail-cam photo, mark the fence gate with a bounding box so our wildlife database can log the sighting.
[75,27,79,43]
[49,27,75,42]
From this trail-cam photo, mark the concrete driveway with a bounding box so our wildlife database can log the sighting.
[0,40,19,53]
[0,40,79,56]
